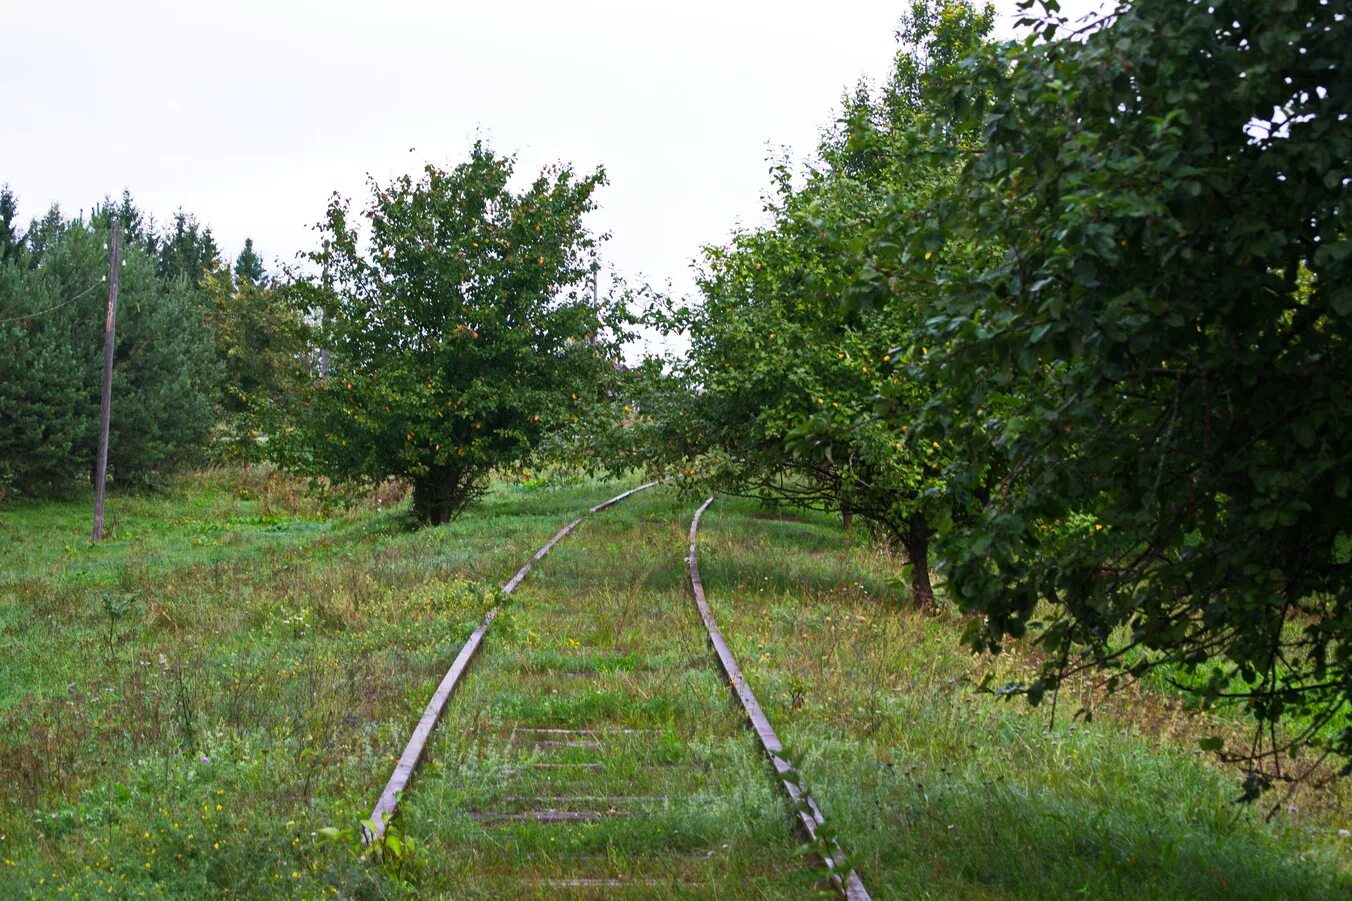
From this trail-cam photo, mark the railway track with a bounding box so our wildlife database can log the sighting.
[364,485,869,897]
[688,497,870,900]
[365,481,657,843]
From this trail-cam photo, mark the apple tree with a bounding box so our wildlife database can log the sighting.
[909,0,1352,789]
[271,144,625,524]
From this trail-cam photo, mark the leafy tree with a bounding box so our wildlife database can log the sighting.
[202,259,304,420]
[912,0,1352,788]
[680,170,948,603]
[270,143,624,524]
[234,238,266,288]
[657,0,994,605]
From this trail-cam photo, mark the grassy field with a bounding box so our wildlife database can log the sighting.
[0,468,1348,898]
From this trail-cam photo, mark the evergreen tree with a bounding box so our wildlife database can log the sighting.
[0,213,222,497]
[103,267,221,480]
[112,189,150,249]
[233,238,266,288]
[68,217,222,483]
[156,210,220,286]
[0,261,89,497]
[0,185,22,264]
[24,204,65,265]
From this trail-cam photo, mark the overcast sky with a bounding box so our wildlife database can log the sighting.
[3,0,1107,338]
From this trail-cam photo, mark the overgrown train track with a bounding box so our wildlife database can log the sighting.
[365,481,659,842]
[688,497,869,900]
[364,484,868,897]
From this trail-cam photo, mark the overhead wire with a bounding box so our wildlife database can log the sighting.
[0,279,104,326]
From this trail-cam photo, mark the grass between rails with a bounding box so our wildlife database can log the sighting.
[0,470,1346,897]
[398,489,819,897]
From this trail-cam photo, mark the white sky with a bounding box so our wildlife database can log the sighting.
[3,0,1108,353]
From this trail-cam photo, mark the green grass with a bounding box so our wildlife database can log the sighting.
[697,497,1352,899]
[397,493,816,897]
[0,469,1348,897]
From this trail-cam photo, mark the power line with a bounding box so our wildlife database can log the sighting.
[0,279,104,325]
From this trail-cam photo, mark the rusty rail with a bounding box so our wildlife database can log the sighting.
[364,481,658,843]
[686,497,870,900]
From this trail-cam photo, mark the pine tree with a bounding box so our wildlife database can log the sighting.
[233,238,266,288]
[0,261,89,497]
[155,210,220,286]
[24,204,65,265]
[113,189,149,249]
[0,185,22,264]
[0,214,223,497]
[68,218,222,483]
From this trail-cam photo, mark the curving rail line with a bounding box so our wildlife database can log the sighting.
[687,497,871,900]
[363,481,658,843]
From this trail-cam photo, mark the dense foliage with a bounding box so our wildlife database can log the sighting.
[908,0,1352,788]
[643,2,994,606]
[756,0,1352,787]
[202,258,305,426]
[269,144,626,524]
[0,196,221,497]
[642,0,1351,788]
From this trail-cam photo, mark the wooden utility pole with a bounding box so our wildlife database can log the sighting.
[92,223,120,542]
[319,254,330,378]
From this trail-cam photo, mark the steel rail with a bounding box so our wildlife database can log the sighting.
[686,497,870,900]
[363,481,658,843]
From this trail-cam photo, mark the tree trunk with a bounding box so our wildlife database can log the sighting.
[901,513,935,608]
[411,468,470,525]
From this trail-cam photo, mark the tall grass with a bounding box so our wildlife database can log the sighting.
[0,470,1346,897]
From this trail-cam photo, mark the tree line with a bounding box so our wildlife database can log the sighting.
[0,189,300,498]
[624,0,1349,795]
